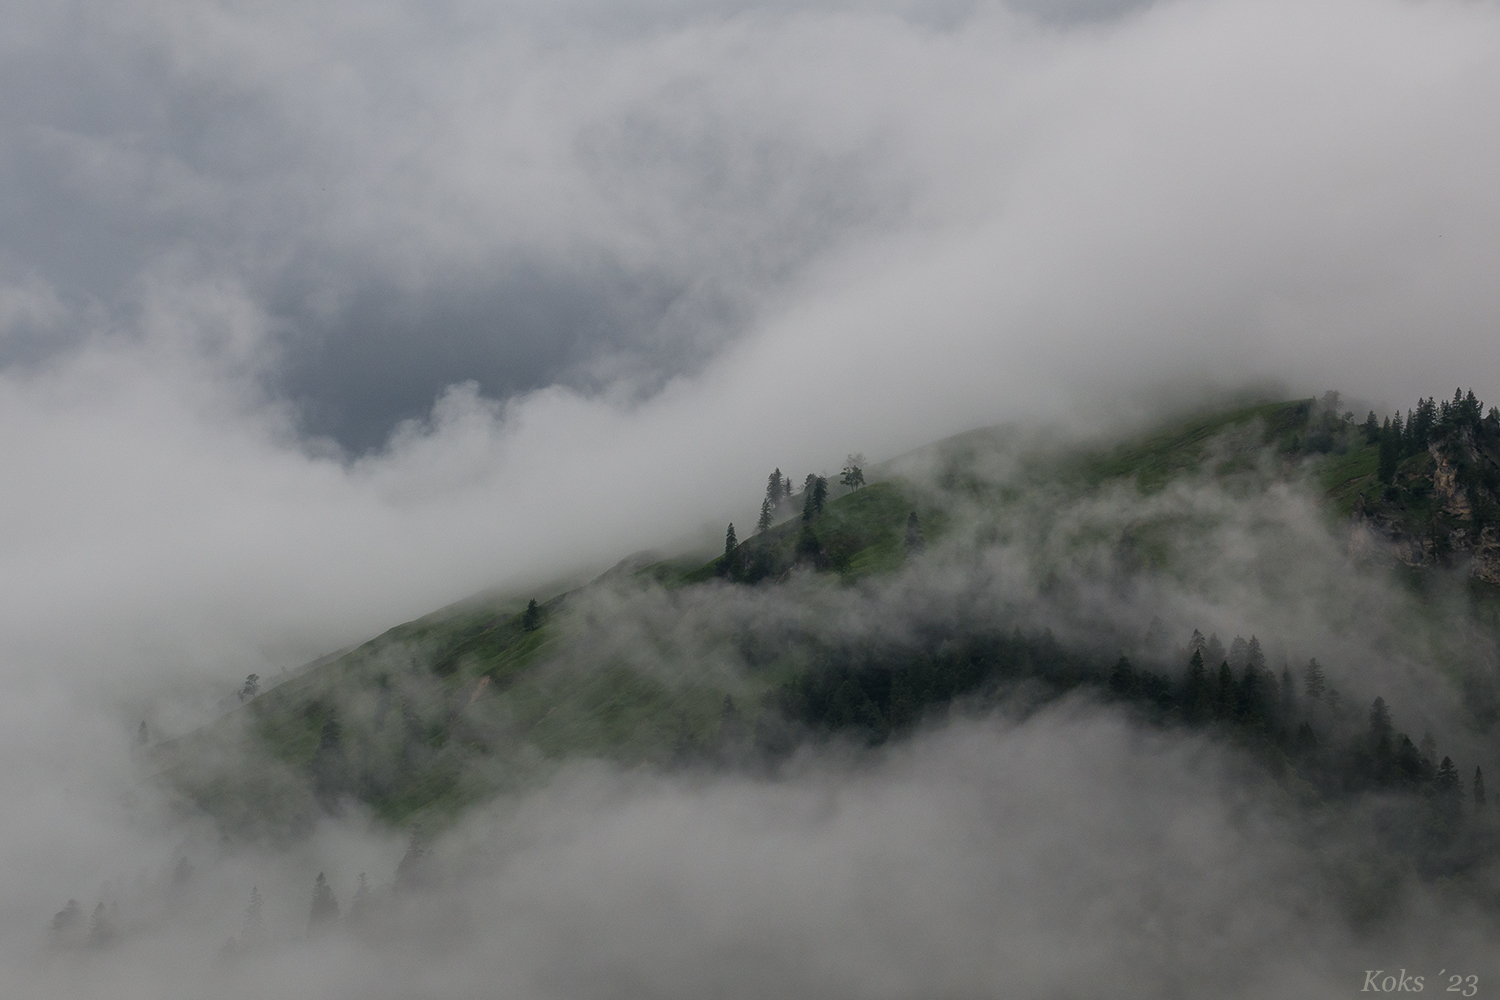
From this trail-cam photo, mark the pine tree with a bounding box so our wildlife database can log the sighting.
[1215,661,1234,719]
[802,474,819,521]
[1436,756,1462,795]
[1419,731,1437,768]
[1280,665,1295,716]
[766,469,785,507]
[522,598,541,632]
[812,476,828,514]
[309,872,339,929]
[1183,649,1208,721]
[396,826,428,891]
[722,523,739,577]
[756,497,774,534]
[1369,696,1392,746]
[1187,629,1206,656]
[904,511,924,554]
[348,873,371,925]
[244,886,263,942]
[1303,658,1326,700]
[1204,634,1225,669]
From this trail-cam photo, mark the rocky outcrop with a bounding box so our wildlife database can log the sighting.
[1348,434,1500,583]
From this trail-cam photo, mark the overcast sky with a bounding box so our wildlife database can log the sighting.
[0,0,1495,684]
[3,1,1500,990]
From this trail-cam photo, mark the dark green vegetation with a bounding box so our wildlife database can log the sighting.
[155,391,1500,910]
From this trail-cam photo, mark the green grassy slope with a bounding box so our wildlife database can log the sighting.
[161,396,1475,837]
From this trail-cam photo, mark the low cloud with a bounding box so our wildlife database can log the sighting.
[2,0,1500,994]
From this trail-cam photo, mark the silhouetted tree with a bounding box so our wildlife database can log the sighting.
[348,873,371,925]
[244,886,263,944]
[840,455,866,491]
[765,469,786,507]
[309,872,339,929]
[1369,696,1393,746]
[756,497,774,534]
[50,899,80,934]
[522,599,541,632]
[87,901,113,948]
[801,475,828,520]
[1303,658,1326,700]
[239,674,260,701]
[1204,634,1226,670]
[905,511,924,554]
[1246,636,1265,672]
[724,523,737,560]
[1215,661,1234,719]
[1182,649,1209,721]
[395,826,428,891]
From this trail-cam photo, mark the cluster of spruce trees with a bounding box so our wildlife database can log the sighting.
[49,829,432,955]
[1360,387,1500,490]
[742,621,1494,882]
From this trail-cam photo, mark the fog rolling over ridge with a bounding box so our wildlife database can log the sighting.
[18,402,1500,998]
[4,0,1500,995]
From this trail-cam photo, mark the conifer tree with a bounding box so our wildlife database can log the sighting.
[309,873,339,929]
[1436,756,1462,795]
[1303,658,1326,700]
[766,469,785,507]
[905,511,925,554]
[722,523,739,577]
[348,873,371,925]
[396,826,428,891]
[244,886,263,943]
[757,497,774,534]
[1215,661,1234,719]
[1246,636,1265,672]
[1205,634,1225,669]
[1280,665,1295,717]
[1183,649,1208,721]
[522,599,541,632]
[1369,696,1392,747]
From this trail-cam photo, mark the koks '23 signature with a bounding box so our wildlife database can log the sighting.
[1363,970,1479,995]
